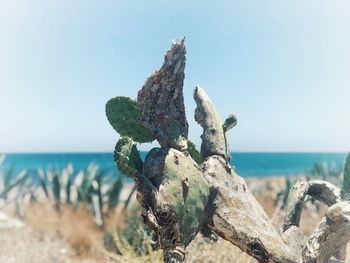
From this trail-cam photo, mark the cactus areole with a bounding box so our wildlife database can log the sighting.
[106,39,350,263]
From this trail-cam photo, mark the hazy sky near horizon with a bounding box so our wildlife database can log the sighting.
[0,0,349,153]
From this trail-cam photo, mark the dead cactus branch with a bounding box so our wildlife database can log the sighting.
[283,180,349,263]
[106,39,350,263]
[137,39,188,151]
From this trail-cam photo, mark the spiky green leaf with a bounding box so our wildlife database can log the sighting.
[0,170,28,199]
[37,168,49,198]
[108,177,123,208]
[52,171,61,205]
[106,96,154,143]
[114,137,143,178]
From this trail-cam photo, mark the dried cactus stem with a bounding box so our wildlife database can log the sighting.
[283,180,342,231]
[137,38,189,151]
[203,155,298,263]
[303,202,350,263]
[194,86,227,160]
[283,180,348,262]
[163,247,185,263]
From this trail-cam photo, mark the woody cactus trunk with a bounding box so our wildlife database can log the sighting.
[106,39,350,263]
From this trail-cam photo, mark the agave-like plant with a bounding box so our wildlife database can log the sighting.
[342,153,350,199]
[308,161,343,187]
[0,155,32,216]
[35,163,127,226]
[0,160,129,226]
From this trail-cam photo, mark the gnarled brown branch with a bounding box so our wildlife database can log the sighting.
[123,40,350,263]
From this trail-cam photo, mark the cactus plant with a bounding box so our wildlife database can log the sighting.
[106,39,350,263]
[114,137,143,178]
[106,96,154,143]
[141,147,210,247]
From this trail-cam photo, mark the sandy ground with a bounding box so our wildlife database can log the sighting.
[0,184,137,263]
[0,227,75,263]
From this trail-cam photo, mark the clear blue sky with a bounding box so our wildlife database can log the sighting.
[0,0,349,153]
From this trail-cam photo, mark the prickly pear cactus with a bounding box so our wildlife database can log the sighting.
[114,137,143,178]
[161,150,209,246]
[106,39,234,262]
[141,148,210,247]
[105,40,212,258]
[106,38,350,263]
[106,96,154,143]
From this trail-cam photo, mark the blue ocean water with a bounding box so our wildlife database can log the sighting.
[0,152,347,177]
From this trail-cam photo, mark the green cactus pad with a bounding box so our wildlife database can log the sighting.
[223,114,237,132]
[106,96,154,143]
[114,137,143,178]
[161,149,209,246]
[187,140,202,164]
[143,148,210,247]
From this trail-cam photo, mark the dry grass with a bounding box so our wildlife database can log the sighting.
[23,201,123,261]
